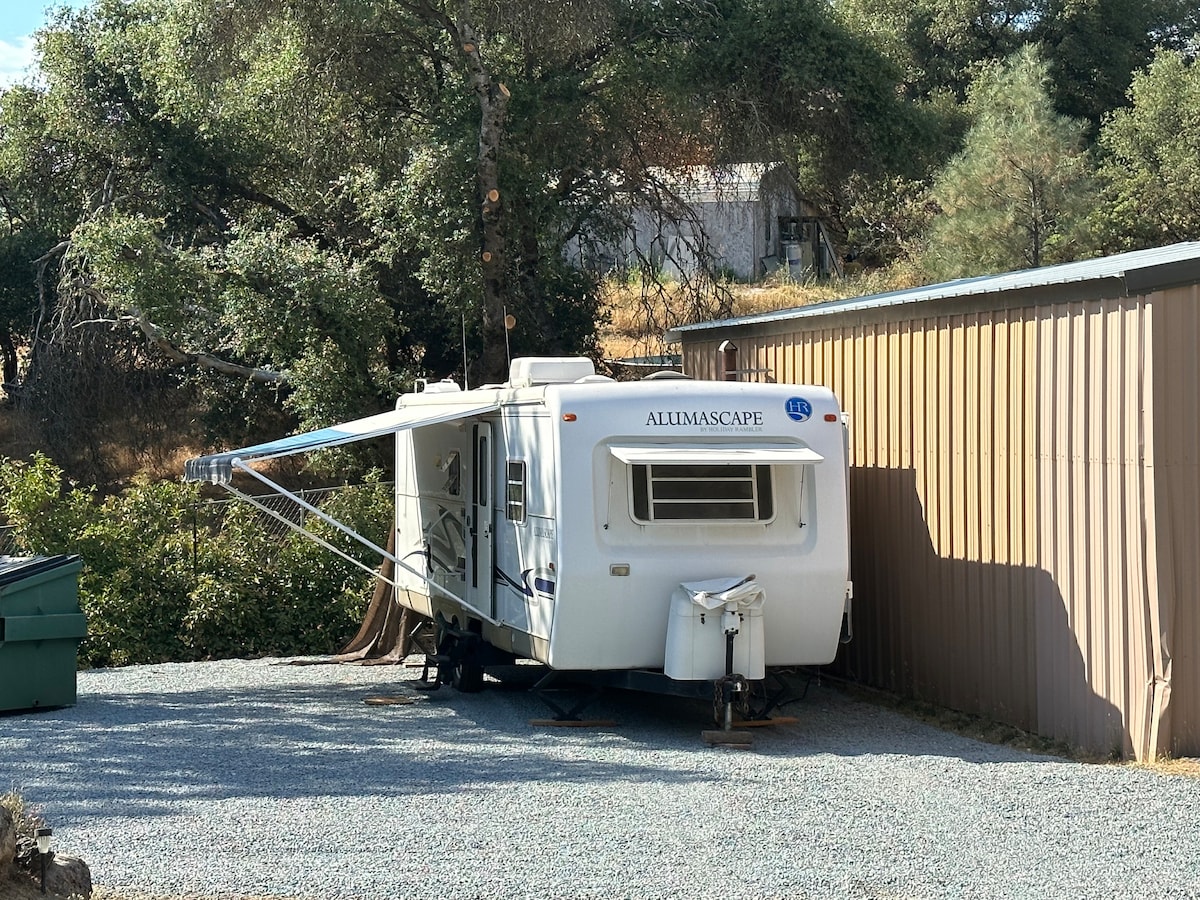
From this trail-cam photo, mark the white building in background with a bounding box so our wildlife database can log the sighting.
[568,163,841,282]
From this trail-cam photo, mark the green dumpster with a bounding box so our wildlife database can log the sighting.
[0,554,87,711]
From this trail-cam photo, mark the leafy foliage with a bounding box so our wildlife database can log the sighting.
[0,0,1197,488]
[655,0,939,193]
[1094,51,1200,250]
[1,0,715,468]
[834,0,1033,104]
[840,174,937,269]
[833,0,1197,129]
[0,453,389,666]
[1038,0,1200,130]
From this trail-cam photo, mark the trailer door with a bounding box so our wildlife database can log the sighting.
[470,421,496,618]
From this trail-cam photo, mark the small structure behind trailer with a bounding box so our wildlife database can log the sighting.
[185,358,852,733]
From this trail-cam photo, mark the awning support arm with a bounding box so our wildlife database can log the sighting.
[236,460,392,561]
[225,462,502,627]
[222,480,388,584]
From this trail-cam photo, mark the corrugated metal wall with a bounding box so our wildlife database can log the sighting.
[1031,298,1155,758]
[1151,283,1200,756]
[680,293,1182,760]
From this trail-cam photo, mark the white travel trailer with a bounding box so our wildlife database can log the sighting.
[185,357,851,720]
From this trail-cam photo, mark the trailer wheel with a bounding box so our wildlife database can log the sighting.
[451,653,485,693]
[451,635,485,693]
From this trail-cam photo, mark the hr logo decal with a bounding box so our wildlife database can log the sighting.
[785,397,812,423]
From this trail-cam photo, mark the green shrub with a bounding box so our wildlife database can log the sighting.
[185,476,390,659]
[74,477,197,666]
[0,452,93,554]
[0,453,388,666]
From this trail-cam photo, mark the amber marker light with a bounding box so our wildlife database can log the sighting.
[824,414,838,422]
[563,413,577,422]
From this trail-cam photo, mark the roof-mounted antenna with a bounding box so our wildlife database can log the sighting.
[461,311,469,390]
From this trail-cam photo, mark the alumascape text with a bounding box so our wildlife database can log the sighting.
[645,410,765,427]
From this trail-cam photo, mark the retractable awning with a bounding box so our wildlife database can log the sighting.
[609,443,823,465]
[185,399,500,485]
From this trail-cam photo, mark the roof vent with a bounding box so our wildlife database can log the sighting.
[419,378,463,394]
[509,357,596,387]
[643,370,691,380]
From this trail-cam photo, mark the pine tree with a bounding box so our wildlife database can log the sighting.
[923,45,1096,280]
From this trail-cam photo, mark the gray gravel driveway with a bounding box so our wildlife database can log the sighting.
[2,658,1198,899]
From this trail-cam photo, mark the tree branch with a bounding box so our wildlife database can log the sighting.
[34,240,71,265]
[125,305,288,384]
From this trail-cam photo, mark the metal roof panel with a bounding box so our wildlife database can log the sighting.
[666,242,1200,341]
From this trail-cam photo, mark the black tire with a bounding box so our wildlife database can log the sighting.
[451,638,485,693]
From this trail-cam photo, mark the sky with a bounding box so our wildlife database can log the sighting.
[0,0,90,87]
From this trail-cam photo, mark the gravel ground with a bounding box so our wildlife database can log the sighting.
[2,658,1199,900]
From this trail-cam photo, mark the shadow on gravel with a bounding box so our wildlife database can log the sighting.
[2,673,720,821]
[527,677,1078,766]
[0,658,1074,828]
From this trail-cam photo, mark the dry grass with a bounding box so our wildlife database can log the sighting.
[0,416,205,496]
[0,405,43,463]
[1132,756,1200,778]
[597,265,924,362]
[839,679,1200,774]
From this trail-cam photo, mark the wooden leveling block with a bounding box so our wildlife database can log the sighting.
[702,729,754,747]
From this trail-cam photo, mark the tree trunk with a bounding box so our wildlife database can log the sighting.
[0,330,16,388]
[457,9,512,385]
[406,2,512,384]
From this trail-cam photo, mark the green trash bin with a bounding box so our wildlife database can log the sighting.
[0,554,87,711]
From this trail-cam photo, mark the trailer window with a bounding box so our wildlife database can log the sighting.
[630,464,773,522]
[506,460,527,523]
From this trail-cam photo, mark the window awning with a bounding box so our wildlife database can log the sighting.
[609,443,823,466]
[185,399,500,485]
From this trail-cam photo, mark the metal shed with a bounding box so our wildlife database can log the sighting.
[666,241,1200,761]
[566,164,839,281]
